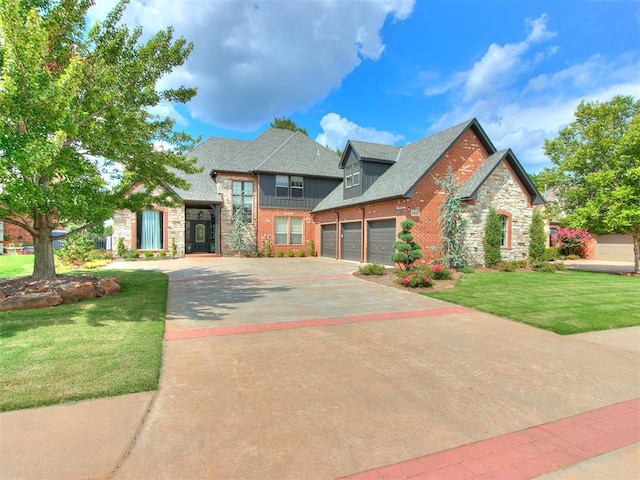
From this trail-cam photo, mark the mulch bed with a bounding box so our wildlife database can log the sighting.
[352,268,463,292]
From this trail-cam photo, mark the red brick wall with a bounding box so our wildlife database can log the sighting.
[257,207,315,256]
[2,222,33,245]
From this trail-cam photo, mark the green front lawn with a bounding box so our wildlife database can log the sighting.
[0,254,36,278]
[424,270,640,335]
[0,269,167,412]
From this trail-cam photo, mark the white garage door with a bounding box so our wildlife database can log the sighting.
[595,234,634,262]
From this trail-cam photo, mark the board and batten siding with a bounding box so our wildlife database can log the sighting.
[343,157,392,200]
[259,175,340,210]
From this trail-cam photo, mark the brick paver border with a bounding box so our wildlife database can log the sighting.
[340,398,640,480]
[165,307,470,340]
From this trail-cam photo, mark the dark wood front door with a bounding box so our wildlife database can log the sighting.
[190,220,211,253]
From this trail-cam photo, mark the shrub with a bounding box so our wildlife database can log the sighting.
[277,250,285,258]
[122,249,139,261]
[484,207,503,268]
[395,268,434,288]
[158,251,167,258]
[545,246,561,261]
[459,265,475,274]
[298,250,306,257]
[429,264,453,280]
[552,228,590,258]
[116,237,126,257]
[497,261,518,272]
[84,259,111,269]
[391,219,423,271]
[528,211,547,265]
[435,165,469,268]
[307,240,315,257]
[287,249,295,257]
[247,250,260,258]
[170,238,177,257]
[359,263,385,276]
[534,261,566,273]
[260,234,273,257]
[144,251,154,259]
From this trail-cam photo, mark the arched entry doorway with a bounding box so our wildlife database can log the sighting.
[185,206,218,253]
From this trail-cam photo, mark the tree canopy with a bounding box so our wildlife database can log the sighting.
[270,116,308,136]
[544,95,640,272]
[0,0,200,278]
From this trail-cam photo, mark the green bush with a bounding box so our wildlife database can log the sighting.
[535,261,567,273]
[528,211,547,265]
[144,251,154,259]
[288,249,295,257]
[359,263,385,276]
[122,249,139,261]
[298,250,306,257]
[158,251,167,258]
[84,259,111,269]
[307,240,315,257]
[459,265,475,274]
[429,264,453,280]
[498,261,518,272]
[545,246,561,261]
[117,237,126,257]
[395,268,434,288]
[391,219,423,270]
[277,250,285,258]
[484,207,503,268]
[170,238,177,257]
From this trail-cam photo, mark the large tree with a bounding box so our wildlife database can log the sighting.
[270,116,308,136]
[544,95,640,273]
[0,0,200,279]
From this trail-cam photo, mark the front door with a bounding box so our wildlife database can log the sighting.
[190,221,211,253]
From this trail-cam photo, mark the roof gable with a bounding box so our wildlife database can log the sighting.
[458,149,545,205]
[339,140,401,168]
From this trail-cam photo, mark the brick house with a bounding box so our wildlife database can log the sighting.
[113,118,544,265]
[113,128,342,256]
[311,118,544,265]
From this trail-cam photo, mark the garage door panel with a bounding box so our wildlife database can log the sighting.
[367,219,396,266]
[341,222,362,262]
[321,224,337,259]
[595,234,633,262]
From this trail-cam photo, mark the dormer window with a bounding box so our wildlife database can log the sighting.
[345,164,360,188]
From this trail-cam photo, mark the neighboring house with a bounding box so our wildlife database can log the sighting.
[113,128,342,256]
[311,118,544,265]
[113,118,544,266]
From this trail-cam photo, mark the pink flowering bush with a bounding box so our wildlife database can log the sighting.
[552,228,591,258]
[395,267,435,288]
[429,264,453,280]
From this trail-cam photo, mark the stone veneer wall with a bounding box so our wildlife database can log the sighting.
[216,173,257,255]
[112,185,186,256]
[463,161,533,265]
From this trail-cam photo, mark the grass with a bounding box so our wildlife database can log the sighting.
[424,270,640,335]
[0,254,37,278]
[0,268,168,412]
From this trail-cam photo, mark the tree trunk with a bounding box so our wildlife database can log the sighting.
[633,228,640,274]
[32,214,56,279]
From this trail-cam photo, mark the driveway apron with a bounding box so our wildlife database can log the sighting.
[109,257,639,480]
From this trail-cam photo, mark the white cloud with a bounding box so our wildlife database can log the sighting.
[90,0,414,130]
[315,113,403,150]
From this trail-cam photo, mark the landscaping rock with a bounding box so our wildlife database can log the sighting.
[0,274,121,311]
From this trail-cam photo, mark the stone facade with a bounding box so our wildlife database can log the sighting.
[463,161,533,265]
[216,173,257,255]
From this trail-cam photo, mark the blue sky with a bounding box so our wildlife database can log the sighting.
[88,0,640,173]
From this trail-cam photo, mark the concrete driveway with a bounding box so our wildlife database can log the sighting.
[1,257,638,479]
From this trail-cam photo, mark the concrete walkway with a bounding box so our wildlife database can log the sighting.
[1,257,638,479]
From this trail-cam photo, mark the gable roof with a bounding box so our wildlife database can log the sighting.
[212,128,342,178]
[170,137,248,202]
[458,149,545,205]
[314,119,483,212]
[314,118,545,213]
[171,129,341,202]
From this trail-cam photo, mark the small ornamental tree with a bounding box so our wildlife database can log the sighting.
[528,211,547,265]
[391,219,423,271]
[484,207,503,268]
[435,165,468,268]
[552,228,591,257]
[230,202,254,255]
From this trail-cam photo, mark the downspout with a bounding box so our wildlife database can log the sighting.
[332,210,339,260]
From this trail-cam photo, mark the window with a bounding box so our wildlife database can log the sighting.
[233,181,253,222]
[136,210,163,249]
[275,175,304,198]
[276,175,289,197]
[345,164,360,188]
[498,213,512,248]
[290,176,303,198]
[274,217,303,245]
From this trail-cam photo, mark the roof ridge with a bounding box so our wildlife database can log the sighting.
[252,129,296,172]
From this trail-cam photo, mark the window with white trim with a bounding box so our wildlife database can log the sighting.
[275,175,304,198]
[500,214,509,247]
[345,164,360,188]
[274,217,303,245]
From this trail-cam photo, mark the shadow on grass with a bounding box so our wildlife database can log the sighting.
[0,269,168,338]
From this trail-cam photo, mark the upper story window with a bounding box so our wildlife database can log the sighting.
[232,181,253,222]
[345,163,360,188]
[275,175,304,198]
